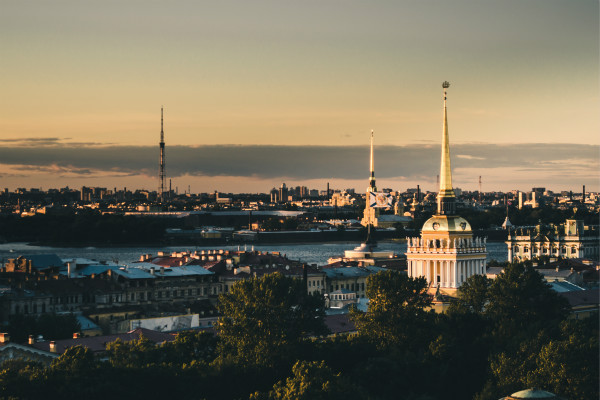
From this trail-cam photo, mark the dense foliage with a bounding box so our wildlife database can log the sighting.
[0,267,596,400]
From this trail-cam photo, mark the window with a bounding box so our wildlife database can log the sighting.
[524,247,529,253]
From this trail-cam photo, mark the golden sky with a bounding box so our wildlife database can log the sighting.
[0,0,598,192]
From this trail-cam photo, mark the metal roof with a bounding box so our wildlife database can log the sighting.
[19,254,64,270]
[323,266,385,279]
[549,281,584,293]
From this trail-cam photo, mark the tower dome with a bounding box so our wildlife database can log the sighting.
[422,215,472,234]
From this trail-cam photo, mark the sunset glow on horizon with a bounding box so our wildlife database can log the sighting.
[1,0,598,192]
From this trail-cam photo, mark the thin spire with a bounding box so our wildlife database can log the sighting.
[437,81,456,215]
[159,106,166,201]
[369,130,376,191]
[160,106,164,144]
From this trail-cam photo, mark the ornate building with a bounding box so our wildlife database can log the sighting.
[507,219,599,262]
[405,82,487,292]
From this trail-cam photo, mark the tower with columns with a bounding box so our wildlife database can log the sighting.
[405,82,486,292]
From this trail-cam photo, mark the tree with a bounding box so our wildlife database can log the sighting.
[250,360,364,400]
[485,262,569,346]
[50,345,95,373]
[478,317,599,400]
[448,274,491,314]
[216,273,327,368]
[106,336,159,368]
[351,270,432,348]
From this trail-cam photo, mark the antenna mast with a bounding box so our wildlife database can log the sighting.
[159,107,166,202]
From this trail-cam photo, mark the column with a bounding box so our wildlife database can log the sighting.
[452,261,456,286]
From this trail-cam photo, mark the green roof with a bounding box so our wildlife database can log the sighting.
[510,388,558,399]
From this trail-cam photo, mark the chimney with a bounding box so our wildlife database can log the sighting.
[582,185,585,202]
[28,335,35,345]
[0,333,10,343]
[49,341,56,352]
[150,267,155,275]
[73,333,80,339]
[160,266,164,275]
[67,261,76,278]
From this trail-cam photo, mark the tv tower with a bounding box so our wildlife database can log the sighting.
[158,107,166,202]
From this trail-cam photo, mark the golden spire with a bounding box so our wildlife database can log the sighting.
[368,130,377,192]
[437,81,456,215]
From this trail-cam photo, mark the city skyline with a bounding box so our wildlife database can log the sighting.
[1,0,598,192]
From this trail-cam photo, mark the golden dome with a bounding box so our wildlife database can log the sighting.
[421,215,472,233]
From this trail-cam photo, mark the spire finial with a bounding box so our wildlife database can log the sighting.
[437,81,456,215]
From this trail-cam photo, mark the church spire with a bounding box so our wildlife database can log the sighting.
[437,81,456,215]
[368,130,377,192]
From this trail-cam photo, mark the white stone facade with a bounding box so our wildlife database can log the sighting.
[406,236,487,289]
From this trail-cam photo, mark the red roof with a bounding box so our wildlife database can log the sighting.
[30,328,176,354]
[559,289,600,308]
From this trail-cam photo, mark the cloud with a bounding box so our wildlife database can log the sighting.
[0,143,597,188]
[0,137,114,147]
[456,154,485,160]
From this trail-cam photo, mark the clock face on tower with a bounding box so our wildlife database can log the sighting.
[432,222,440,231]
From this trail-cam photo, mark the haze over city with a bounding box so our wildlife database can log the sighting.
[1,0,598,192]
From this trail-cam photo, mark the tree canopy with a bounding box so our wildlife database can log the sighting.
[351,270,432,348]
[216,272,327,368]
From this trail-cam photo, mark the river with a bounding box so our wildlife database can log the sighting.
[0,241,508,266]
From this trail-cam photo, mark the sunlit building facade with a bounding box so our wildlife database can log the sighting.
[405,82,487,292]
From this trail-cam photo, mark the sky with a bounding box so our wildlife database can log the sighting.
[0,0,598,193]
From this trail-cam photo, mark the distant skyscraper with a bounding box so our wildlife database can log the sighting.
[158,107,166,202]
[406,82,487,293]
